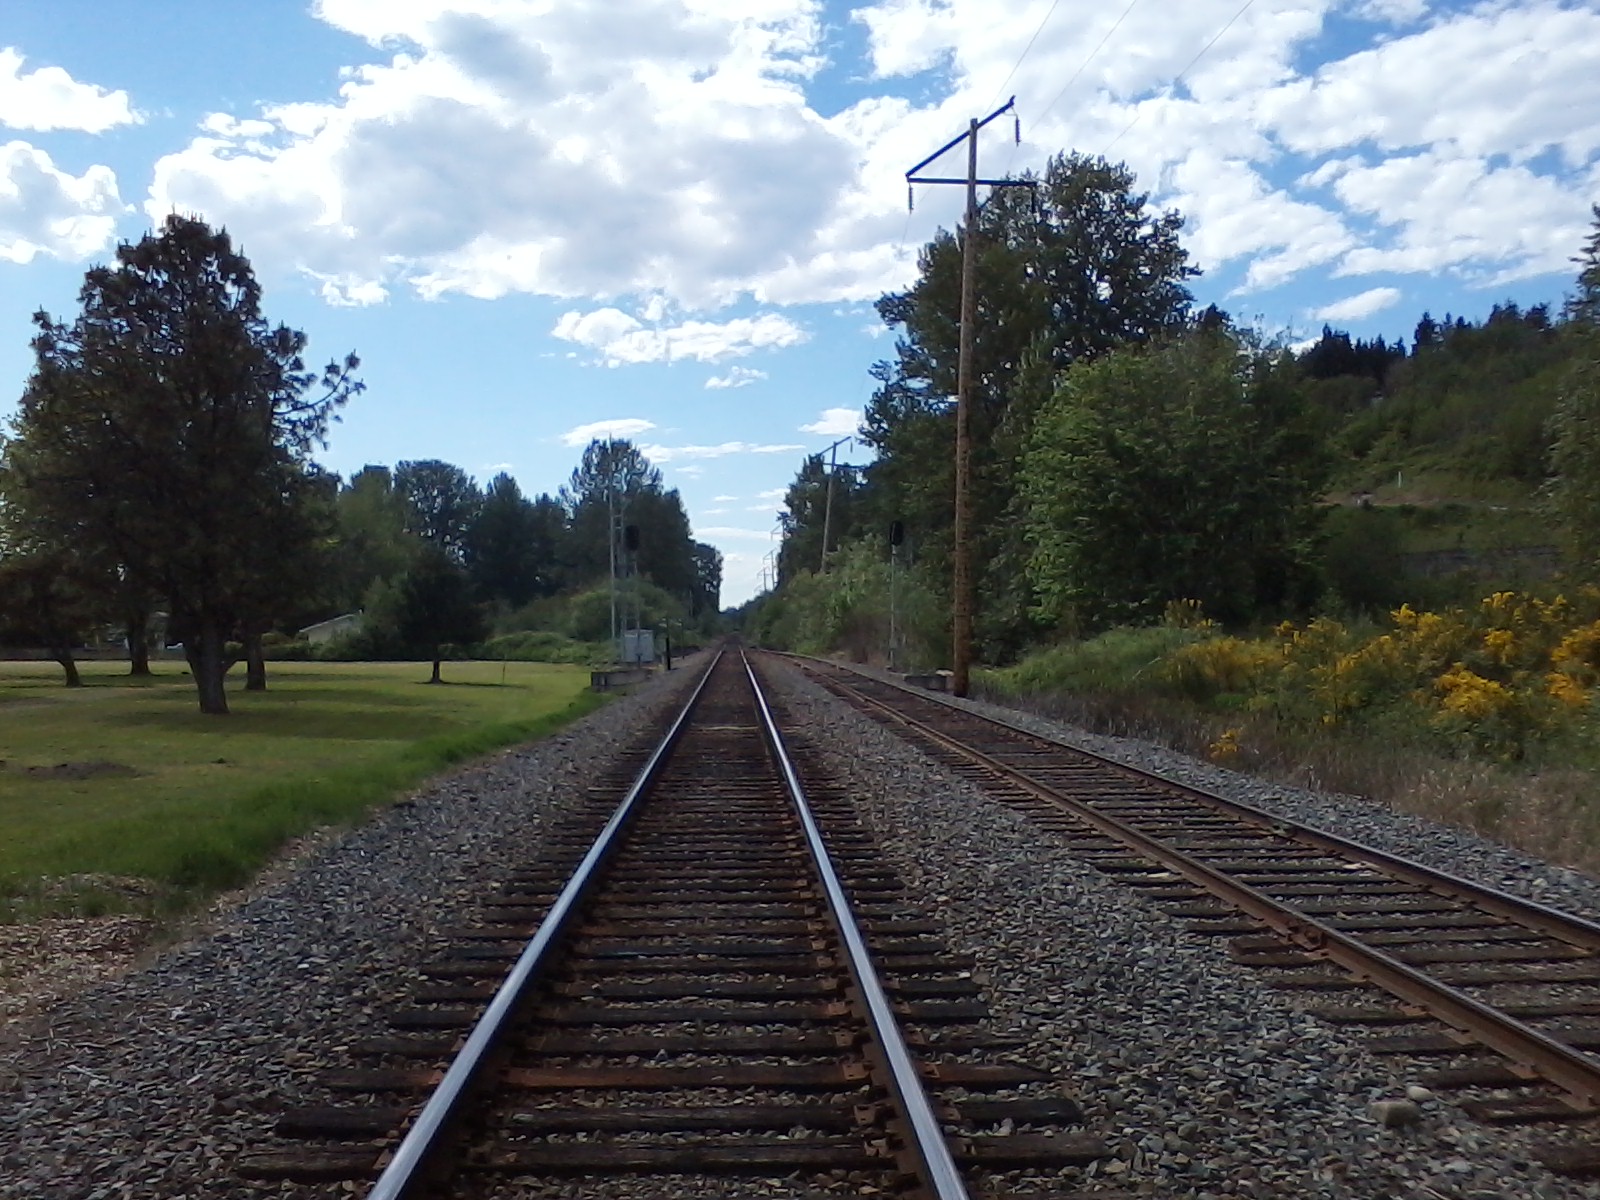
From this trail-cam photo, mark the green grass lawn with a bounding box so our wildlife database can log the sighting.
[0,659,601,919]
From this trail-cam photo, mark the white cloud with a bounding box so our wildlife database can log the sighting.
[698,525,782,540]
[713,494,738,502]
[676,464,706,477]
[145,2,879,307]
[130,0,1600,317]
[1331,151,1588,283]
[558,417,658,447]
[0,48,138,133]
[799,406,860,436]
[706,365,769,389]
[756,487,787,500]
[702,507,729,515]
[0,140,124,264]
[1314,286,1402,323]
[640,440,804,463]
[481,460,513,474]
[553,309,807,366]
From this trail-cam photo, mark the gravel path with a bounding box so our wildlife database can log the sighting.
[761,658,1600,1200]
[0,665,702,1200]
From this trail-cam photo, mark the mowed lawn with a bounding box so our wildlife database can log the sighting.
[0,659,600,917]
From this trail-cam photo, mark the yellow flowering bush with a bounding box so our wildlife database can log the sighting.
[1158,586,1600,759]
[1162,635,1280,699]
[1207,727,1243,763]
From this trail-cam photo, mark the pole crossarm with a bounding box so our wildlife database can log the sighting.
[906,176,1034,188]
[904,97,1017,179]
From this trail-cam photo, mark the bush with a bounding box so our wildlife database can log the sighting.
[479,631,608,665]
[260,632,313,661]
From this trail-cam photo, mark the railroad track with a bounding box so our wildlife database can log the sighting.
[239,648,1102,1198]
[781,653,1600,1178]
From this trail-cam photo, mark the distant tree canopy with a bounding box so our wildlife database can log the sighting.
[396,459,481,558]
[1022,325,1326,629]
[2,215,361,712]
[762,161,1600,662]
[788,151,1197,657]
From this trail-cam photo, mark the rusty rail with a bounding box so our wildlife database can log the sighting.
[791,654,1600,1111]
[366,650,724,1199]
[743,652,970,1199]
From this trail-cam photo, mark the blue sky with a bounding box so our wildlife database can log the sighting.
[3,0,1598,604]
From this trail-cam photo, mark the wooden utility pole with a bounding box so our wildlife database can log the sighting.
[906,98,1032,696]
[817,435,851,572]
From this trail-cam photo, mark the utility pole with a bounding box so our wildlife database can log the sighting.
[817,435,851,572]
[607,478,618,662]
[906,97,1031,697]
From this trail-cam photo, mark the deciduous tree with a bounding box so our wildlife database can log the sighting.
[396,460,481,559]
[6,215,360,713]
[395,545,488,683]
[1021,326,1325,630]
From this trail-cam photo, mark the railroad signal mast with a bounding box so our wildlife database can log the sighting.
[905,97,1033,697]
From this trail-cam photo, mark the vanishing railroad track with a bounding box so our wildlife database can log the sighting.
[241,649,1100,1198]
[785,654,1600,1177]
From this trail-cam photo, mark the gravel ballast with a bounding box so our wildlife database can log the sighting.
[761,658,1600,1200]
[0,665,703,1200]
[7,651,1600,1199]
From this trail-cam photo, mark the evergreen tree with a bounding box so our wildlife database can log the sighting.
[1568,205,1600,326]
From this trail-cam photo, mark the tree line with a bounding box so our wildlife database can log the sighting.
[0,217,721,711]
[755,149,1600,663]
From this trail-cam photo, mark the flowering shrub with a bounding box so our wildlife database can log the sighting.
[1161,587,1600,760]
[1162,635,1279,699]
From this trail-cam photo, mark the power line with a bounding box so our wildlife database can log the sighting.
[1100,0,1257,157]
[985,0,1065,113]
[1033,0,1142,132]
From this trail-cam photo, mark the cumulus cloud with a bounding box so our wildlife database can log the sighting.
[0,48,138,133]
[639,441,804,463]
[1314,286,1402,323]
[558,417,658,447]
[697,525,781,540]
[134,0,1600,313]
[0,140,124,263]
[553,309,806,366]
[799,406,861,436]
[146,1,881,307]
[706,366,768,389]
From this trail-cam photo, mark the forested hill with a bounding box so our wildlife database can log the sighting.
[748,163,1600,667]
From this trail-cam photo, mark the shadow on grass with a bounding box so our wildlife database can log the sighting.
[111,705,456,741]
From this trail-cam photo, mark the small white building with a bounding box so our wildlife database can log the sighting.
[299,612,364,646]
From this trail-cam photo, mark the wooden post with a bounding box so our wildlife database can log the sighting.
[905,98,1030,698]
[951,120,979,697]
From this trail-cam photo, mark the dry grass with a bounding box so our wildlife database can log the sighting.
[979,683,1600,879]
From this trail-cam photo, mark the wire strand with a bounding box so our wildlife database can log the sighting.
[1033,0,1142,132]
[985,0,1065,113]
[1100,0,1257,158]
[999,0,1140,180]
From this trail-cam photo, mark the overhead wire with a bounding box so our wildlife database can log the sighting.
[984,0,1066,114]
[1033,0,1143,133]
[998,0,1141,180]
[1099,0,1257,157]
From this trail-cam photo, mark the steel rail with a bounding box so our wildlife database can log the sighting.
[366,650,725,1200]
[742,652,971,1200]
[796,655,1600,952]
[799,657,1600,1110]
